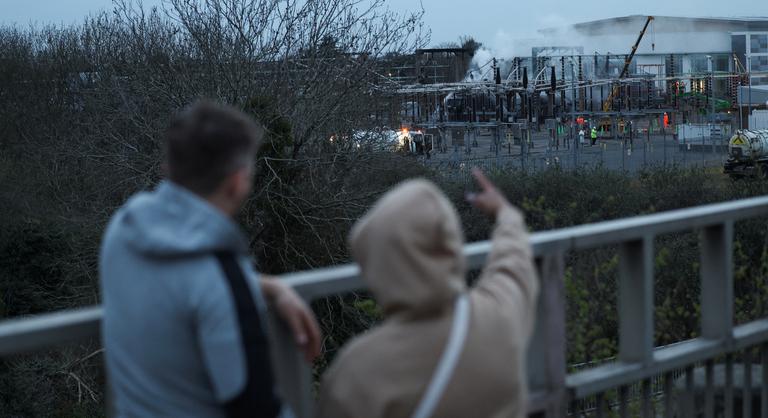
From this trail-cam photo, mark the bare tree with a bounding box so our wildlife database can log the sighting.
[106,0,428,157]
[0,1,429,414]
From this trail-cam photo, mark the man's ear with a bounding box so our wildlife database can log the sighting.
[228,166,252,200]
[216,169,239,200]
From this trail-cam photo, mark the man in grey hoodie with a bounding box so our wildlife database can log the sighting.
[99,101,320,418]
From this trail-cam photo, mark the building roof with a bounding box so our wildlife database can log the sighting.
[540,15,768,36]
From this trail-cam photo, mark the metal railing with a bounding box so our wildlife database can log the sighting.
[4,196,768,417]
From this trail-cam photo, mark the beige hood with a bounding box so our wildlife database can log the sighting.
[319,183,538,418]
[349,179,466,318]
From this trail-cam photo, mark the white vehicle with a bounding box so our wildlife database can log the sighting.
[397,129,434,155]
[332,128,434,154]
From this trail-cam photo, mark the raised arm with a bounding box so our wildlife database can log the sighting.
[466,169,539,332]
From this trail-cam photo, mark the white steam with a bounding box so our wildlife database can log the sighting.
[460,14,736,83]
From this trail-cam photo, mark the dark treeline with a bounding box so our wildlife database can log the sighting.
[1,1,426,415]
[3,1,768,417]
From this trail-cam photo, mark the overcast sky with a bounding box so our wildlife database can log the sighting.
[3,0,767,50]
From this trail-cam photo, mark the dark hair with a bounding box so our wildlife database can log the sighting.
[165,101,264,195]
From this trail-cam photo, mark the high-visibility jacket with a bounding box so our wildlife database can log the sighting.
[590,129,598,139]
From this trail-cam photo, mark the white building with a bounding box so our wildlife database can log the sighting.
[535,15,768,86]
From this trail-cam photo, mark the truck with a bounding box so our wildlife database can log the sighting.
[723,129,768,177]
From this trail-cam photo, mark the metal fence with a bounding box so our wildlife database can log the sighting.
[425,135,728,180]
[3,196,768,417]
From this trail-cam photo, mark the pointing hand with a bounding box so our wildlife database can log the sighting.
[465,168,511,219]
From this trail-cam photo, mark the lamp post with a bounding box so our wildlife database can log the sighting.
[707,55,715,124]
[707,55,717,152]
[569,58,578,167]
[736,54,743,130]
[748,55,753,127]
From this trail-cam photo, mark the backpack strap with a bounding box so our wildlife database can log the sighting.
[411,294,471,418]
[214,251,282,418]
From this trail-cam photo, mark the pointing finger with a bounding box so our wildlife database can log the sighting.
[471,168,494,191]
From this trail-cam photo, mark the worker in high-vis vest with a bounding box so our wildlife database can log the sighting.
[590,127,598,146]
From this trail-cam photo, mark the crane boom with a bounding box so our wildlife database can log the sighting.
[603,16,654,112]
[620,16,654,79]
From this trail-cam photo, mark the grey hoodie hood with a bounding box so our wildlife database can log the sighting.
[116,180,248,257]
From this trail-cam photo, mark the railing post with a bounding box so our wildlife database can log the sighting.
[269,313,314,418]
[618,237,654,364]
[529,252,567,417]
[700,221,734,341]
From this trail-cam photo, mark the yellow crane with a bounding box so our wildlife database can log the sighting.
[603,16,655,112]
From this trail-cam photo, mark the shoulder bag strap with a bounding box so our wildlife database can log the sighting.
[411,294,471,418]
[214,251,282,418]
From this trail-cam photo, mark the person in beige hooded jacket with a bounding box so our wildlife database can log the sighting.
[316,169,539,418]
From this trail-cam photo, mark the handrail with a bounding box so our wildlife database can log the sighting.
[0,307,101,357]
[283,194,768,299]
[3,195,768,417]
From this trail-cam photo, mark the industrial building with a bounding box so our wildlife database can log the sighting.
[380,15,768,145]
[533,15,768,96]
